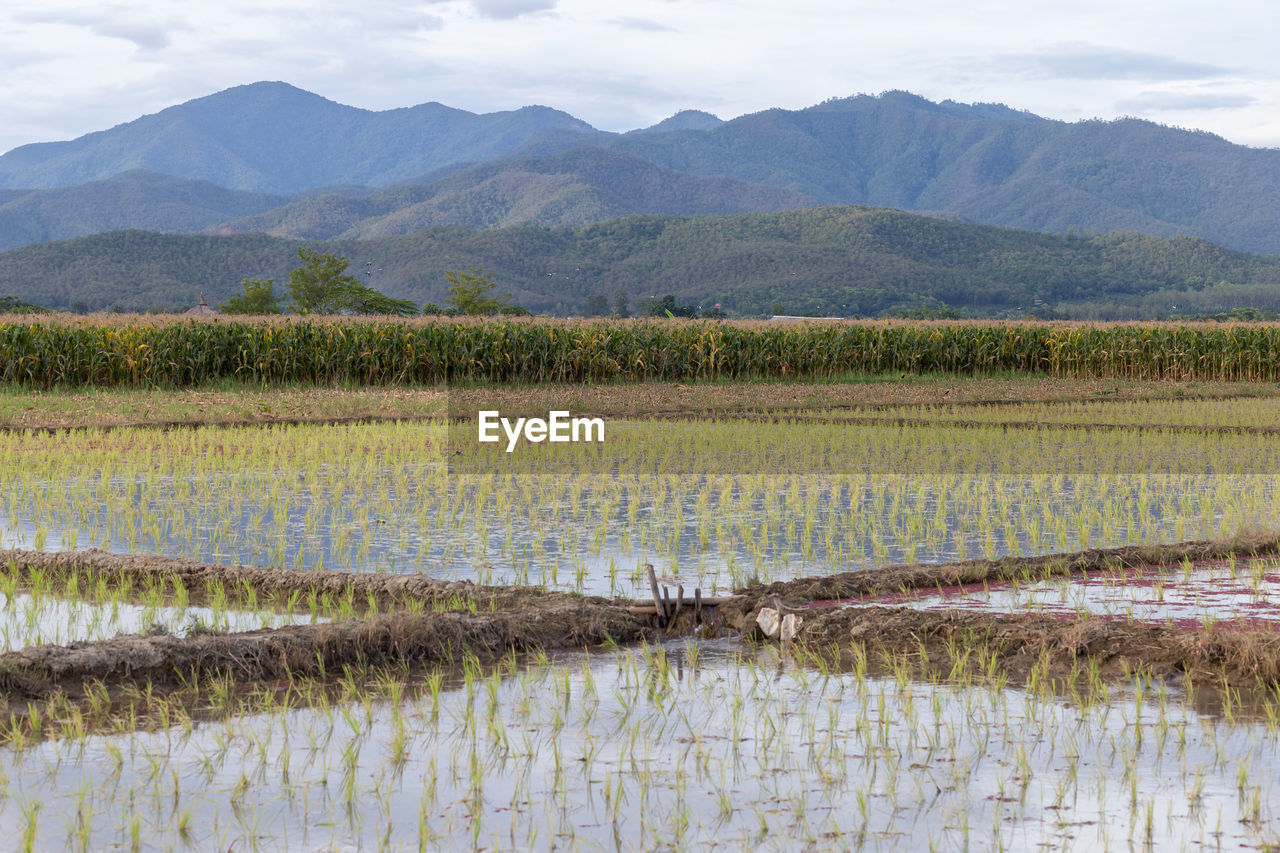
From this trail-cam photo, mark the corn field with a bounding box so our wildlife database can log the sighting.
[4,316,1280,387]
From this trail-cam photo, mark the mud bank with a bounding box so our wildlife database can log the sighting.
[722,533,1280,625]
[782,605,1280,690]
[0,601,646,703]
[0,548,590,613]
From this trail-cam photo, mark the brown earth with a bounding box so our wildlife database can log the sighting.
[0,602,645,704]
[719,532,1280,626]
[2,376,1271,432]
[7,533,1280,721]
[785,606,1280,693]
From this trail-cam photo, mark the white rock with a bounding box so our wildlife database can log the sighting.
[755,607,781,639]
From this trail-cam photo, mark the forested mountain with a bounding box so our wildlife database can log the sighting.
[0,82,596,193]
[216,147,820,239]
[7,85,1280,252]
[4,207,1279,319]
[606,92,1280,253]
[7,83,1280,314]
[0,171,287,251]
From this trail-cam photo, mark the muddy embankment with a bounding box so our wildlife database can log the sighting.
[3,533,1280,709]
[723,532,1280,691]
[0,602,644,703]
[722,531,1280,620]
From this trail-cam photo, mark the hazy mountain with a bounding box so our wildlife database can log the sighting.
[635,110,724,133]
[5,206,1280,319]
[0,82,596,193]
[7,84,1280,254]
[216,146,820,239]
[0,170,287,251]
[608,91,1280,253]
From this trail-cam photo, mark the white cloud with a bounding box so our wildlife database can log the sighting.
[3,0,1280,152]
[987,44,1231,82]
[470,0,556,20]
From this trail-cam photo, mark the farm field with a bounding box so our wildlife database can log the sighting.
[3,362,1280,849]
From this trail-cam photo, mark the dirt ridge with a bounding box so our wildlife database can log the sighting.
[722,533,1280,624]
[0,603,646,702]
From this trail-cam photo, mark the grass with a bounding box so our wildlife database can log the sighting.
[0,382,446,430]
[1,374,1278,430]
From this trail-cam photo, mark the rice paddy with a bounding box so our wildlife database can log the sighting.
[0,643,1277,851]
[4,414,1280,597]
[3,378,1280,849]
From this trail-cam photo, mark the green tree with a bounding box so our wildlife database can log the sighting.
[647,294,696,318]
[613,289,630,318]
[220,278,281,314]
[583,292,608,317]
[287,248,362,314]
[287,248,416,316]
[343,289,418,317]
[446,268,521,315]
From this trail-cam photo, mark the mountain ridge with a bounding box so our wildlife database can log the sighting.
[4,206,1279,319]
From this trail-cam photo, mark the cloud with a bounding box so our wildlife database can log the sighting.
[91,21,171,51]
[8,6,177,51]
[609,17,676,33]
[1116,91,1257,112]
[470,0,556,20]
[989,44,1230,81]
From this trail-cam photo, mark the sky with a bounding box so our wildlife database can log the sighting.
[1,0,1279,155]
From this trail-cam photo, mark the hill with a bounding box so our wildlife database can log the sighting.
[0,171,288,251]
[3,207,1279,318]
[215,147,820,239]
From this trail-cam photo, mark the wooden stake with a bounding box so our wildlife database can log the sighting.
[646,563,666,628]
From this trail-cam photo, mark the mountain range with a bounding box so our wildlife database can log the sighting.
[5,207,1278,320]
[2,81,1280,315]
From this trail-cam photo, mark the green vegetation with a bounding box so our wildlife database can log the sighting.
[220,277,280,314]
[7,206,1280,317]
[5,376,1280,845]
[445,268,522,316]
[0,295,47,313]
[287,248,417,316]
[12,317,1280,388]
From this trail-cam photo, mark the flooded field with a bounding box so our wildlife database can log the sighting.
[0,642,1275,851]
[2,391,1280,848]
[5,415,1280,598]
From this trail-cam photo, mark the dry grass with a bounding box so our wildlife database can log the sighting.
[1,375,1272,431]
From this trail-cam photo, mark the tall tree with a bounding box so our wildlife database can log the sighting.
[446,268,522,315]
[220,278,281,314]
[286,248,416,316]
[287,248,362,314]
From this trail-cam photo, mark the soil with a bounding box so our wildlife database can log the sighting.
[4,376,1271,432]
[784,605,1280,692]
[720,532,1280,625]
[7,533,1280,717]
[0,601,646,703]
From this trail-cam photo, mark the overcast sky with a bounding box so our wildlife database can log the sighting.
[2,0,1279,155]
